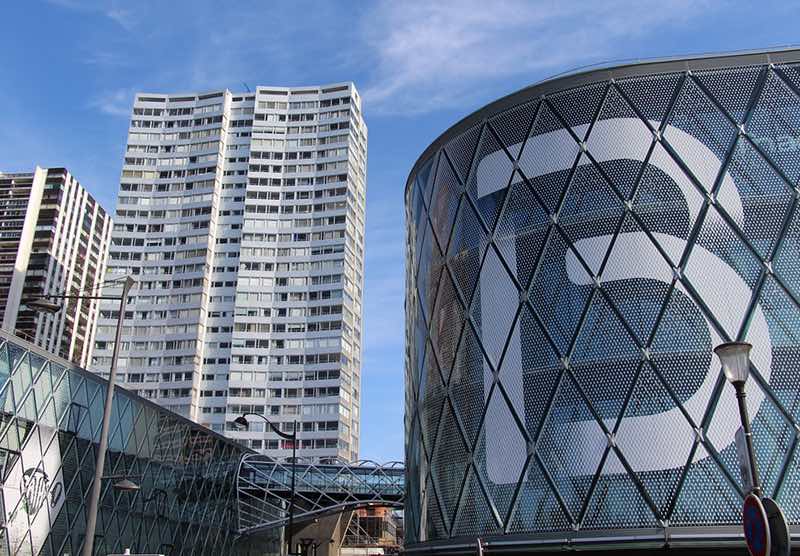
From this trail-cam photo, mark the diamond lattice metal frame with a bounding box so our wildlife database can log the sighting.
[0,330,255,556]
[405,48,800,553]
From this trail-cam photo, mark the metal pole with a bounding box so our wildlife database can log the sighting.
[734,381,763,497]
[137,493,144,554]
[287,420,297,556]
[82,276,133,556]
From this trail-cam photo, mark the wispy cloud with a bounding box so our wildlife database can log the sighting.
[105,7,137,30]
[88,88,136,117]
[47,0,141,30]
[359,0,719,114]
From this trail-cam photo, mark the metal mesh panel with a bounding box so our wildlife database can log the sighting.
[518,103,580,214]
[535,373,606,519]
[665,77,738,178]
[528,231,593,355]
[406,54,800,549]
[494,179,551,289]
[548,83,606,135]
[470,245,519,368]
[488,100,540,160]
[451,467,498,536]
[445,124,483,186]
[723,138,794,259]
[448,199,488,308]
[616,72,682,123]
[429,154,464,254]
[749,69,800,188]
[449,323,488,445]
[694,66,764,123]
[467,127,513,231]
[430,402,470,525]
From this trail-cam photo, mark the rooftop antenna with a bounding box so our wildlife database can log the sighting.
[242,82,251,93]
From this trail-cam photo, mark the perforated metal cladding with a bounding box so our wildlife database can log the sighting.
[405,58,800,548]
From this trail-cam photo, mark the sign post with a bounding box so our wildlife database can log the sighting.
[743,494,770,556]
[736,427,755,493]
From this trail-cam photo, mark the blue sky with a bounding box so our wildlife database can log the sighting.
[1,0,799,462]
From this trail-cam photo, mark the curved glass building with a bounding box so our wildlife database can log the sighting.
[404,48,800,553]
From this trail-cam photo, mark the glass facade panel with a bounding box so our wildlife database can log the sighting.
[0,330,275,555]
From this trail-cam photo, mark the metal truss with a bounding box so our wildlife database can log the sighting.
[405,50,800,548]
[236,454,404,536]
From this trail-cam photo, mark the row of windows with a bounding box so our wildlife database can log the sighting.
[113,234,217,249]
[120,166,216,180]
[247,132,349,149]
[128,129,222,144]
[234,289,343,306]
[234,335,341,350]
[224,437,344,451]
[212,259,341,277]
[127,372,193,383]
[232,351,342,366]
[130,115,224,128]
[110,246,207,262]
[95,338,199,352]
[123,154,218,167]
[250,110,349,123]
[248,174,349,187]
[248,147,347,160]
[245,160,348,174]
[268,387,340,398]
[256,97,350,110]
[267,369,342,381]
[119,178,215,193]
[131,104,222,117]
[238,202,347,216]
[106,262,206,278]
[239,228,347,244]
[117,193,218,206]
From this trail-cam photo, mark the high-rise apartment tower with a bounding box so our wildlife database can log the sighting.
[91,84,366,461]
[0,166,112,367]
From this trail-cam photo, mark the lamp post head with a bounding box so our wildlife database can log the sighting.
[714,341,753,386]
[22,298,62,314]
[113,479,141,492]
[234,415,249,429]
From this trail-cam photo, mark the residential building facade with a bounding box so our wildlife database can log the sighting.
[92,84,366,462]
[0,166,112,367]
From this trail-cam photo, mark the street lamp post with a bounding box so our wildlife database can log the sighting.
[235,413,298,556]
[24,275,135,556]
[713,341,762,497]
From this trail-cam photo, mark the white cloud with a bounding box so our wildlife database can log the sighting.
[359,0,719,114]
[47,0,141,30]
[88,88,136,117]
[105,7,137,30]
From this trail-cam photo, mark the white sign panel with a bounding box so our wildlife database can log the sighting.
[3,423,66,554]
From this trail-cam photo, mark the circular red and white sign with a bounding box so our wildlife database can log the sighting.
[743,494,770,556]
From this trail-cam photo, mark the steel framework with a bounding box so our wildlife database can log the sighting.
[236,454,404,536]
